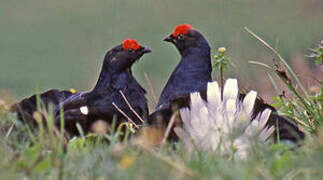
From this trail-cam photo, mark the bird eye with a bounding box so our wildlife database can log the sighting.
[128,48,135,53]
[177,34,185,40]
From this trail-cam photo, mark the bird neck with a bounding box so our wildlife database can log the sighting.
[156,47,212,110]
[170,47,212,91]
[92,62,132,92]
[179,47,212,77]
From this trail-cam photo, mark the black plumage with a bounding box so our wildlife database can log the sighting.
[148,26,212,125]
[11,89,75,127]
[54,41,151,136]
[148,25,304,143]
[12,39,151,137]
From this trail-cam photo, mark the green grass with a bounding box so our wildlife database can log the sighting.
[1,112,323,180]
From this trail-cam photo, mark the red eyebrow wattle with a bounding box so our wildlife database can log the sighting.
[172,24,194,37]
[122,39,140,50]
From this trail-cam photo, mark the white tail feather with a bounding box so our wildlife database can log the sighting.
[223,78,238,101]
[178,78,275,160]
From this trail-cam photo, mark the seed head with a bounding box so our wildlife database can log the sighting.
[90,120,110,135]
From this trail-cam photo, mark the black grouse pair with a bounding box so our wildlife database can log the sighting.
[12,25,305,142]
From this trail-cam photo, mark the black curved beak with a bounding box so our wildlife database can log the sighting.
[142,46,152,54]
[163,34,173,42]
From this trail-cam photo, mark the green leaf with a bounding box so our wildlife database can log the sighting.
[34,156,51,173]
[271,96,284,108]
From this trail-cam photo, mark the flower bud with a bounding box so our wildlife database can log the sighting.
[218,47,226,53]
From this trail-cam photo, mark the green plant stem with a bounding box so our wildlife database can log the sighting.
[277,73,318,132]
[244,27,312,102]
[244,27,322,131]
[220,65,224,98]
[267,73,280,94]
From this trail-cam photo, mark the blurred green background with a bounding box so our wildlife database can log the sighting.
[1,0,322,109]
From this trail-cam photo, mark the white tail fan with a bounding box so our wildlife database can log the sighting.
[177,79,274,160]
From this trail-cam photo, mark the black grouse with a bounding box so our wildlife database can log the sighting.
[54,39,151,136]
[148,24,304,143]
[12,39,151,137]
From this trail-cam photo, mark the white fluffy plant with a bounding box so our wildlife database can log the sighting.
[175,79,275,160]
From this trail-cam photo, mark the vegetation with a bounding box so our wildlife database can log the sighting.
[0,29,322,179]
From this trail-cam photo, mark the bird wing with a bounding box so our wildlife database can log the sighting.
[54,92,88,115]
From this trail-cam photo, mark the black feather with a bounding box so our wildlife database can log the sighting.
[11,89,74,126]
[12,44,150,137]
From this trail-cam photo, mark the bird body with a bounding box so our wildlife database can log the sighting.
[80,69,147,125]
[156,51,212,111]
[54,39,151,136]
[11,89,75,126]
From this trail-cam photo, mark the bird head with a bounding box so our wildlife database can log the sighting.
[164,24,209,55]
[104,39,151,72]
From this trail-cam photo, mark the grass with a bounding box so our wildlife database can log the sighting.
[1,112,323,179]
[245,28,323,133]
